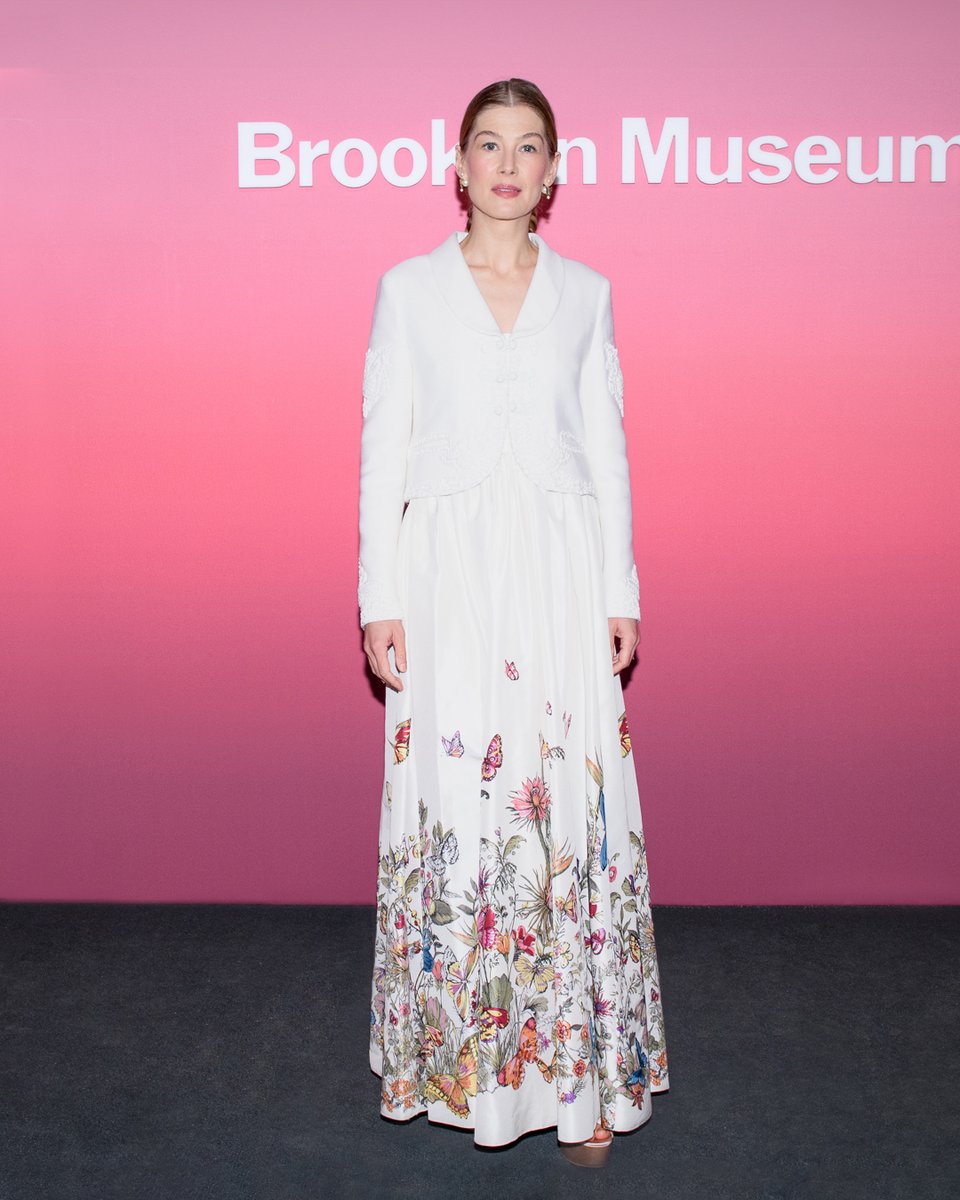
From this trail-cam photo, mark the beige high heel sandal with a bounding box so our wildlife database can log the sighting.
[559,1124,614,1168]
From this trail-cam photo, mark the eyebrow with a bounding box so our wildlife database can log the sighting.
[473,129,545,141]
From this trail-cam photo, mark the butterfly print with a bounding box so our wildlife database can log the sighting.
[427,830,460,878]
[390,718,411,764]
[555,882,578,924]
[505,660,519,681]
[478,1005,510,1043]
[424,1034,479,1118]
[445,959,472,1020]
[496,1017,555,1089]
[619,711,631,757]
[481,733,503,782]
[625,1036,648,1105]
[539,731,565,764]
[441,730,464,757]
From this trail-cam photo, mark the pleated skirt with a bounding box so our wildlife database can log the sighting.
[369,439,669,1148]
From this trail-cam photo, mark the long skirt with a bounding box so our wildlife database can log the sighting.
[368,440,669,1148]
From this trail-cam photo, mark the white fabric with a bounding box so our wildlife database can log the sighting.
[368,440,669,1148]
[358,231,640,625]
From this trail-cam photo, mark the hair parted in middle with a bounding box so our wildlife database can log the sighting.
[458,78,559,233]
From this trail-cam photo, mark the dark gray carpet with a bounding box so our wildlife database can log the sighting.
[0,904,956,1200]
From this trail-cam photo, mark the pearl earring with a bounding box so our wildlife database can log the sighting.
[459,177,468,192]
[542,183,553,199]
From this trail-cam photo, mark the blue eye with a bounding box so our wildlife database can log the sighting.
[521,144,539,153]
[481,141,497,151]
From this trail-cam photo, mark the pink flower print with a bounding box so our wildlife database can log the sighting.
[513,925,536,956]
[608,865,617,883]
[508,775,551,827]
[478,905,498,949]
[395,912,405,929]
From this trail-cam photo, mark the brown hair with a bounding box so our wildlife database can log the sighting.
[458,78,558,233]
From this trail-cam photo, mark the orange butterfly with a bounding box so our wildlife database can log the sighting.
[496,1017,554,1089]
[478,1005,510,1043]
[481,733,503,782]
[539,731,565,763]
[445,959,471,1019]
[424,1035,479,1119]
[391,718,411,764]
[555,882,578,923]
[619,711,631,757]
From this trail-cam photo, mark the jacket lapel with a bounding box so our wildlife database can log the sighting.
[428,230,565,336]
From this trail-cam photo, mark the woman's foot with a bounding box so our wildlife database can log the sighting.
[559,1123,614,1168]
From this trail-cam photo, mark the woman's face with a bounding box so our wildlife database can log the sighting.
[456,103,560,227]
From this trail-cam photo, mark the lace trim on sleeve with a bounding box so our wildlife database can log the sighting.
[362,345,391,418]
[609,564,640,619]
[603,342,624,417]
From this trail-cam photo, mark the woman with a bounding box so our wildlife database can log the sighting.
[358,78,669,1165]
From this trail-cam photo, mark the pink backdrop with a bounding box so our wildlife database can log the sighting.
[3,0,958,903]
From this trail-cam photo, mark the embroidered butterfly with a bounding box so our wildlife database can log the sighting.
[424,1034,479,1119]
[481,733,503,782]
[441,730,464,758]
[504,660,519,681]
[496,1017,555,1089]
[391,718,411,764]
[539,731,565,763]
[619,711,631,757]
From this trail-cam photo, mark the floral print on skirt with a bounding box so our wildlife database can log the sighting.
[369,440,669,1148]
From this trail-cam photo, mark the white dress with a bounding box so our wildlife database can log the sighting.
[368,431,670,1148]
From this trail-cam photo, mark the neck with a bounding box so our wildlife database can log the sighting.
[459,212,537,270]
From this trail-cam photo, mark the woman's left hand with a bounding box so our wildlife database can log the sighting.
[608,617,639,676]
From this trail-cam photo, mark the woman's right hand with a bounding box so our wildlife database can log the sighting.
[362,619,407,692]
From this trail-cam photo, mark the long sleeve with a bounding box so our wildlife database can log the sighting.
[579,278,641,620]
[357,271,414,627]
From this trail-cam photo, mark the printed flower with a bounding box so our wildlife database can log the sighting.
[508,775,551,827]
[608,865,617,883]
[513,925,536,956]
[573,1059,587,1078]
[478,905,498,949]
[580,1025,590,1042]
[594,995,614,1019]
[555,1020,572,1043]
[395,912,406,929]
[560,1090,577,1105]
[495,931,512,956]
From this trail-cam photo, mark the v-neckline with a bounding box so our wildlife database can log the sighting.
[455,231,541,337]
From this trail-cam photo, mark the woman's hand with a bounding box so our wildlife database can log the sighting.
[608,617,639,676]
[363,619,408,692]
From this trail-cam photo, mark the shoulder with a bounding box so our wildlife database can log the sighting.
[548,244,612,305]
[375,238,444,294]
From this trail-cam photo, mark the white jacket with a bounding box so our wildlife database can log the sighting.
[357,230,640,626]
